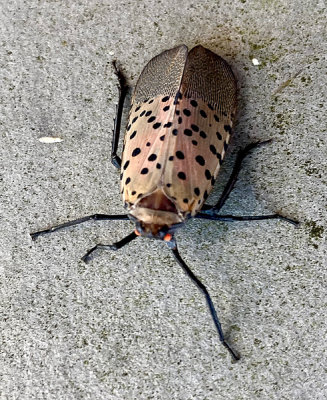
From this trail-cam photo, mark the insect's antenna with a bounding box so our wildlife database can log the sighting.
[170,244,240,361]
[82,231,138,263]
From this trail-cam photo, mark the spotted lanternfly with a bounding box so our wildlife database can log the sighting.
[31,45,298,361]
[120,45,236,233]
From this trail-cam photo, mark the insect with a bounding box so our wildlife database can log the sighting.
[31,45,298,361]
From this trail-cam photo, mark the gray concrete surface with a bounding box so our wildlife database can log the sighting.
[1,0,326,399]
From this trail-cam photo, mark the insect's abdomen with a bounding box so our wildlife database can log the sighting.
[121,45,236,223]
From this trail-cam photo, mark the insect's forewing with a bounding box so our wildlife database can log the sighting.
[121,45,188,204]
[163,45,237,214]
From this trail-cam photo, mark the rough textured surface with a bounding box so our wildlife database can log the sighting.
[1,1,326,399]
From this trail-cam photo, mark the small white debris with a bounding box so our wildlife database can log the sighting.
[252,58,260,66]
[109,50,115,56]
[39,137,63,143]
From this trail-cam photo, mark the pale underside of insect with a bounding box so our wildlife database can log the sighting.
[31,45,298,362]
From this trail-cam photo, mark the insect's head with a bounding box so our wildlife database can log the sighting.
[132,219,182,244]
[127,190,185,244]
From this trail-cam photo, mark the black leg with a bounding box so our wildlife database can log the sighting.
[170,243,240,361]
[203,140,272,213]
[195,212,299,226]
[30,214,130,240]
[111,61,129,169]
[82,231,138,263]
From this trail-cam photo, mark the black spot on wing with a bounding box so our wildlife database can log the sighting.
[177,171,186,180]
[132,148,141,157]
[205,169,211,180]
[195,155,205,166]
[209,144,217,155]
[148,154,157,161]
[224,124,232,133]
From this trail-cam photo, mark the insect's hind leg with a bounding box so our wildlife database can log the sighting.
[202,140,272,213]
[200,140,298,226]
[111,61,129,170]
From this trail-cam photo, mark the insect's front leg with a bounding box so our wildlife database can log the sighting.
[170,244,240,361]
[111,61,129,169]
[82,231,138,263]
[31,214,130,240]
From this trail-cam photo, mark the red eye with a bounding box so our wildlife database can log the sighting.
[163,233,172,241]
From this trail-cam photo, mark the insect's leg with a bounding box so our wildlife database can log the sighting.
[111,61,129,169]
[30,214,130,240]
[202,140,272,213]
[170,243,240,361]
[82,231,137,263]
[195,212,299,226]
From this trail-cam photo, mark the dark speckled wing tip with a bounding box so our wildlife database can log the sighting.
[132,45,188,104]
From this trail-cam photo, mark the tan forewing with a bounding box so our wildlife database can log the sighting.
[121,96,176,204]
[163,46,237,215]
[121,45,188,205]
